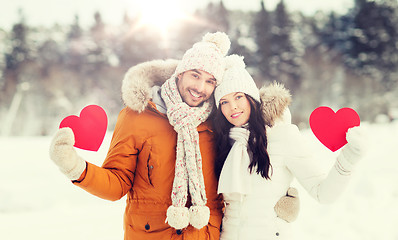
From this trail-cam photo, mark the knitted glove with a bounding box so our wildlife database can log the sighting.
[338,126,368,165]
[49,127,86,180]
[274,187,300,223]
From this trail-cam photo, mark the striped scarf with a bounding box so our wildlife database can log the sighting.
[161,75,213,230]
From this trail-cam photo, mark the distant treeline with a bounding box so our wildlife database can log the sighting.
[1,0,397,135]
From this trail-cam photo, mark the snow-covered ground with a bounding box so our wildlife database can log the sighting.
[1,121,397,240]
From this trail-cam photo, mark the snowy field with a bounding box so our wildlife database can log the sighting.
[1,121,398,240]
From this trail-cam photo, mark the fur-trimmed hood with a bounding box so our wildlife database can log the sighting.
[260,82,292,127]
[122,59,179,113]
[121,59,292,125]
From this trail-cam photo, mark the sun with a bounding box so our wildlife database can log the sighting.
[134,0,187,30]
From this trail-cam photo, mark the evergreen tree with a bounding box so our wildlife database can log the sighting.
[253,0,272,81]
[68,15,83,40]
[91,11,105,36]
[229,28,255,66]
[5,11,30,72]
[174,8,209,56]
[115,10,139,67]
[89,11,109,67]
[37,39,62,77]
[347,0,398,90]
[269,0,302,92]
[2,9,31,103]
[295,12,349,123]
[204,0,230,33]
[65,14,86,72]
[309,11,354,59]
[176,0,230,52]
[113,7,164,68]
[317,12,340,50]
[343,0,398,120]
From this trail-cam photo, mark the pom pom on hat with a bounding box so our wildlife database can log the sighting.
[174,32,231,84]
[214,54,260,106]
[224,54,245,69]
[202,32,231,56]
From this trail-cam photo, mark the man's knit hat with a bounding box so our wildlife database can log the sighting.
[174,32,231,84]
[215,55,260,106]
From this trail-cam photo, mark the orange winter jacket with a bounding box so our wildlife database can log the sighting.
[72,59,224,239]
[73,103,223,240]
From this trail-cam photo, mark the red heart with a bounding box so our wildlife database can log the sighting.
[309,107,360,152]
[59,105,108,151]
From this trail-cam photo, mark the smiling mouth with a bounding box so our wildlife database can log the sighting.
[231,112,242,119]
[189,90,202,99]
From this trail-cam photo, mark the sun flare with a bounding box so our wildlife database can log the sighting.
[134,0,187,30]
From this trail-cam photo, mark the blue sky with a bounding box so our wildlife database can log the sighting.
[1,0,354,30]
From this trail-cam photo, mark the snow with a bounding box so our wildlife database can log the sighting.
[1,122,397,240]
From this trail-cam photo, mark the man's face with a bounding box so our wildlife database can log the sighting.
[176,69,216,107]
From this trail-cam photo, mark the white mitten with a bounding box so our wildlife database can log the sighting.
[49,127,86,180]
[339,126,368,165]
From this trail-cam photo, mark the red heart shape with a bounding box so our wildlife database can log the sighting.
[309,107,360,152]
[59,105,108,151]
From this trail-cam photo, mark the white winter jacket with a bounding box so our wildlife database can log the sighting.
[220,112,356,240]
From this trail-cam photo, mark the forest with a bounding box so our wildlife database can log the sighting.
[1,0,397,135]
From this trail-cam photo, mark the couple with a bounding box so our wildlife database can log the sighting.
[49,32,367,240]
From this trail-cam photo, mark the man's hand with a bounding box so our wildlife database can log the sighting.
[49,128,86,180]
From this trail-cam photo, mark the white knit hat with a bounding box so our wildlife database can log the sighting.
[174,32,231,84]
[214,55,260,106]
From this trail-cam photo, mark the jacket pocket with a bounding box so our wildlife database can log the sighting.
[147,153,154,186]
[137,144,157,187]
[126,212,171,235]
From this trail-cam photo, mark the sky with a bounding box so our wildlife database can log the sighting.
[0,0,355,30]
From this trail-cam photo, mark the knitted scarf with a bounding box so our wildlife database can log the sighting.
[161,76,213,230]
[217,126,252,197]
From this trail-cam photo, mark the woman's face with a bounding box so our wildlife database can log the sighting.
[219,92,251,127]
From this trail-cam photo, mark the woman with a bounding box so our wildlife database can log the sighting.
[212,55,367,239]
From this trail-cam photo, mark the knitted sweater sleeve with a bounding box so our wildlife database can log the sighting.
[280,125,355,204]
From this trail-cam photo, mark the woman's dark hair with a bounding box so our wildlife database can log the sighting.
[212,94,272,180]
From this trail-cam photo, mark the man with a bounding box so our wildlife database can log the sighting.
[49,32,298,240]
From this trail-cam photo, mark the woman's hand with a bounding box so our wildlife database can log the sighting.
[339,126,368,165]
[274,187,300,223]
